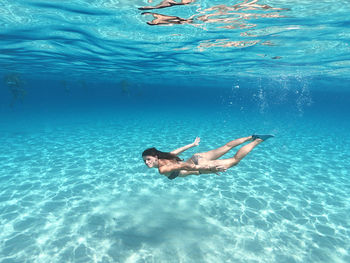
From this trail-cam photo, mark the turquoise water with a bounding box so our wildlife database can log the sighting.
[1,1,350,263]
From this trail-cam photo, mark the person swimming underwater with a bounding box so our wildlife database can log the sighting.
[142,134,274,180]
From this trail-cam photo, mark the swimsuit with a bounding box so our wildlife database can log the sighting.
[167,154,202,180]
[168,170,179,180]
[190,154,202,165]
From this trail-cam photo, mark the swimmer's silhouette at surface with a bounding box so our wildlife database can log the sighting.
[142,134,274,180]
[142,12,193,26]
[139,0,195,10]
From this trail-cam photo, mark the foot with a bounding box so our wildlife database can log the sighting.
[252,134,274,141]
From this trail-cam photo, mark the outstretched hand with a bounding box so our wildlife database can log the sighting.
[199,163,227,175]
[212,164,227,173]
[193,137,200,146]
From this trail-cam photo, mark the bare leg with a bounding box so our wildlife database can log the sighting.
[233,138,262,163]
[198,135,252,160]
[200,139,263,172]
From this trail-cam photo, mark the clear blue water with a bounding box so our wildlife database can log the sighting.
[1,1,350,263]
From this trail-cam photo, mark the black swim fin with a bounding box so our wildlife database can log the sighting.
[252,134,274,141]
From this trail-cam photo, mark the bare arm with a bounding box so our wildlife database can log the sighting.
[158,161,226,174]
[170,137,200,155]
[179,170,200,177]
[179,167,223,177]
[159,162,197,174]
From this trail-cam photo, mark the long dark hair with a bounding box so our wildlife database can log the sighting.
[142,147,182,162]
